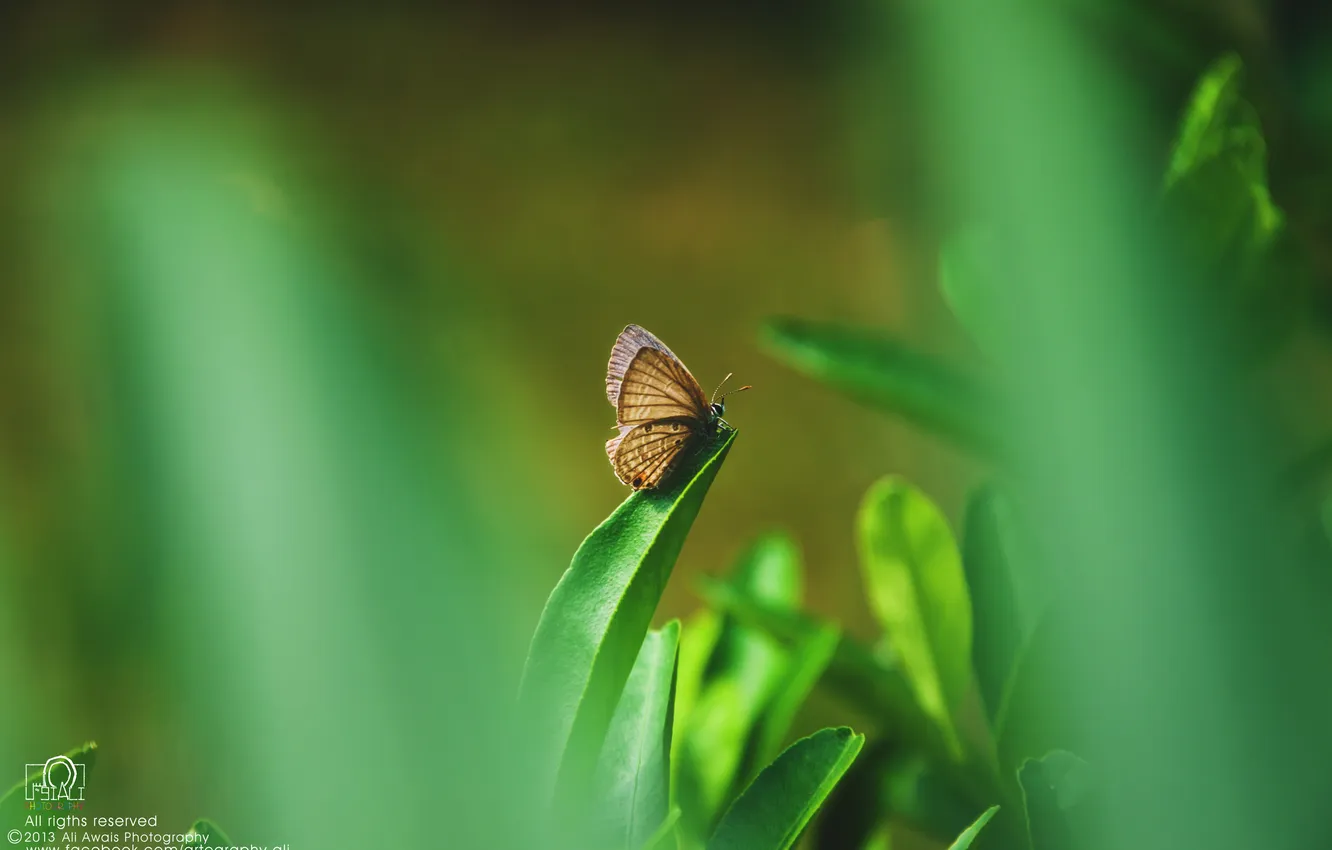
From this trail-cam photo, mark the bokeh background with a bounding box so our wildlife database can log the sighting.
[5,1,1332,847]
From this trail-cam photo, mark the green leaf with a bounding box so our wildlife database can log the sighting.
[186,819,233,846]
[698,576,1009,841]
[590,621,681,850]
[961,485,1044,727]
[1,742,97,833]
[1165,54,1251,188]
[638,807,682,850]
[760,318,998,455]
[670,608,723,773]
[669,611,721,848]
[694,575,940,757]
[858,477,972,757]
[707,727,865,850]
[730,533,805,607]
[814,738,892,850]
[518,429,737,808]
[1019,751,1094,850]
[677,534,802,838]
[754,621,841,766]
[1159,53,1298,357]
[994,610,1084,775]
[883,755,997,842]
[946,805,999,850]
[819,740,981,848]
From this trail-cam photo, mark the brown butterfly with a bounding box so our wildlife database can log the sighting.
[605,324,749,490]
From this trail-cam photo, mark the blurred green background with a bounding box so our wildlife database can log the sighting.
[5,1,1332,847]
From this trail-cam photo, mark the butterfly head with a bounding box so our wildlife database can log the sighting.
[709,372,751,423]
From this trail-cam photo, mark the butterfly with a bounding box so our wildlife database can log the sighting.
[605,324,749,490]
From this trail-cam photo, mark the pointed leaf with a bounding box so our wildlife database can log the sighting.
[818,739,1013,849]
[961,485,1046,727]
[946,805,999,850]
[677,534,801,838]
[858,477,972,756]
[1165,53,1251,188]
[814,738,892,850]
[518,430,737,806]
[761,318,998,454]
[707,727,864,850]
[590,622,681,850]
[1159,53,1297,357]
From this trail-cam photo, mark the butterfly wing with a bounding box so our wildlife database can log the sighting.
[606,324,706,413]
[616,346,710,426]
[608,419,700,490]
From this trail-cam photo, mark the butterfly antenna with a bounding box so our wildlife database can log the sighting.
[718,384,752,401]
[711,373,733,404]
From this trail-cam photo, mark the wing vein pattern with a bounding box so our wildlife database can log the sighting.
[603,324,713,489]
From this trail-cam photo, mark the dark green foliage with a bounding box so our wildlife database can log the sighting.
[961,486,1028,726]
[707,728,864,850]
